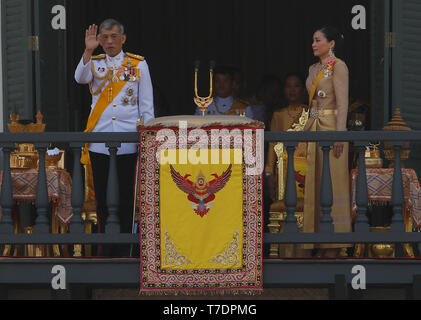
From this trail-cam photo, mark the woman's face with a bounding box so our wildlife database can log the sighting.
[312,31,334,59]
[284,76,303,105]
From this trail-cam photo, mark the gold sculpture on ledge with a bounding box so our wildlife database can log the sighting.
[268,109,309,258]
[8,112,45,169]
[382,108,411,168]
[363,143,383,168]
[193,61,214,117]
[8,111,46,133]
[8,111,63,169]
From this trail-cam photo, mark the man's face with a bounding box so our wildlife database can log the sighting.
[98,25,126,57]
[214,74,234,98]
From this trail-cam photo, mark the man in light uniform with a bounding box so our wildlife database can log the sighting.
[74,19,154,255]
[195,66,253,118]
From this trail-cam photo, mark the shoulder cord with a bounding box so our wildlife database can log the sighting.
[89,60,113,96]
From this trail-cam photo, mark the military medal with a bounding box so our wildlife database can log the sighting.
[126,87,134,96]
[111,65,119,83]
[122,96,129,106]
[131,96,137,105]
[318,90,327,98]
[121,58,141,82]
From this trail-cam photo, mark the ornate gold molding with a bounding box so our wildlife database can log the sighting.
[209,230,240,266]
[164,230,194,266]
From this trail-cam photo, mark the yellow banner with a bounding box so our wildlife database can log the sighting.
[160,149,243,270]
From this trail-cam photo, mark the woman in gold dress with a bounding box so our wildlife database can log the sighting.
[265,73,308,199]
[303,26,352,257]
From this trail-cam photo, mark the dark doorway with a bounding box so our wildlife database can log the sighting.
[66,0,370,131]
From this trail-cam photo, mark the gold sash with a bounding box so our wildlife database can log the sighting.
[308,58,341,105]
[80,57,140,165]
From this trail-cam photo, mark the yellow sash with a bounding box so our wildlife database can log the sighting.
[81,57,140,165]
[308,71,325,106]
[308,58,341,105]
[304,59,340,132]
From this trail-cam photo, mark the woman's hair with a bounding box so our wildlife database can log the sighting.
[318,26,345,55]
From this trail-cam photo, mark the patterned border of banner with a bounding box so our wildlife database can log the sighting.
[138,126,263,294]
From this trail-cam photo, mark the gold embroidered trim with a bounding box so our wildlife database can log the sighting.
[89,61,114,96]
[92,54,106,60]
[209,230,240,266]
[164,230,194,266]
[126,52,145,61]
[138,289,263,296]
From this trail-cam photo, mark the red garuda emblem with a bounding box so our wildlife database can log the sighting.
[170,165,233,217]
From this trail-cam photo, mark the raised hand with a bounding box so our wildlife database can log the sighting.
[85,24,99,52]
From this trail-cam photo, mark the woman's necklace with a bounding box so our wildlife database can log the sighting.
[318,60,333,78]
[287,105,303,120]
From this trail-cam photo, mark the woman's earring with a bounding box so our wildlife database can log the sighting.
[329,48,335,59]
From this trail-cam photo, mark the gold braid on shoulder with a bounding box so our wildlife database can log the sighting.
[89,61,113,96]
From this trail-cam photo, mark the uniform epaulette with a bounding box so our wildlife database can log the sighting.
[234,99,249,107]
[92,54,106,60]
[126,52,145,61]
[238,98,251,106]
[248,98,262,105]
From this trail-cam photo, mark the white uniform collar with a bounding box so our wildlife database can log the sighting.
[215,96,234,106]
[106,51,125,63]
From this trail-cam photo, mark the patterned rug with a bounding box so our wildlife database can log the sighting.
[138,119,264,295]
[351,168,421,227]
[0,169,72,224]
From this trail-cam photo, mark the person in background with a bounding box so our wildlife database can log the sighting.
[265,73,308,200]
[249,75,283,128]
[194,66,253,118]
[232,66,247,100]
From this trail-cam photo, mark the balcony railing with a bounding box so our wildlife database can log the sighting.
[0,131,421,300]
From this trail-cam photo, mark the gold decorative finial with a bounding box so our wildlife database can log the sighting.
[382,108,411,168]
[194,61,214,117]
[36,111,43,124]
[10,113,19,124]
[383,108,411,131]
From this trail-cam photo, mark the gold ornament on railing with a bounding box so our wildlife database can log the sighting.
[8,111,64,169]
[382,108,411,168]
[8,111,46,169]
[274,108,309,201]
[363,143,383,168]
[194,60,215,117]
[8,111,46,134]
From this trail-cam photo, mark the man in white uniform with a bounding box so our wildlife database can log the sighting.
[74,19,154,255]
[195,66,253,118]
